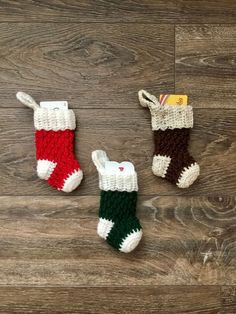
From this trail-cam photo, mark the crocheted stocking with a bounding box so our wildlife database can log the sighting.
[92,150,142,253]
[138,90,200,188]
[16,92,83,192]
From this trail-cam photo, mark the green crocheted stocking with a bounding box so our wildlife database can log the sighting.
[99,190,142,252]
[92,150,142,253]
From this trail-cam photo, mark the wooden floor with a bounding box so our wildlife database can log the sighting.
[0,1,236,313]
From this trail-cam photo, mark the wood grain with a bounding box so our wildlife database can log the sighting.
[0,196,235,286]
[0,0,235,23]
[0,108,235,196]
[175,25,236,108]
[0,1,235,310]
[0,286,221,314]
[0,23,174,109]
[221,286,236,314]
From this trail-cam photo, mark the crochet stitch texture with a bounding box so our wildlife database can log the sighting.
[16,91,83,192]
[138,89,200,188]
[92,150,142,253]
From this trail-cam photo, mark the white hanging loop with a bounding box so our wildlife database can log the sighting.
[16,91,39,111]
[91,150,109,174]
[138,89,160,109]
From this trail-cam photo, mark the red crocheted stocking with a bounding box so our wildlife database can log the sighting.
[17,92,83,192]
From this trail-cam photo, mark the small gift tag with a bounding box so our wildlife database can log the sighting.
[105,161,135,175]
[40,101,68,110]
[159,94,188,106]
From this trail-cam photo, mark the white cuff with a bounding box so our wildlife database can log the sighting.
[91,150,138,192]
[34,108,76,131]
[150,105,193,130]
[138,89,193,130]
[98,172,138,192]
[16,91,76,131]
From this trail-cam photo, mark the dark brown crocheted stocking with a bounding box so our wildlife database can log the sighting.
[153,128,198,187]
[139,89,200,188]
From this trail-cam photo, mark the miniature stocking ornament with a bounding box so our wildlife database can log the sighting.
[92,150,142,253]
[138,89,200,188]
[16,92,83,192]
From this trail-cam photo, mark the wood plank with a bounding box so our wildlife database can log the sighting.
[0,286,221,314]
[221,286,236,314]
[0,196,235,285]
[0,0,235,23]
[176,25,236,108]
[0,23,174,108]
[0,108,235,196]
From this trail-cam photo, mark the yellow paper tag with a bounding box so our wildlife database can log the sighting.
[159,94,188,106]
